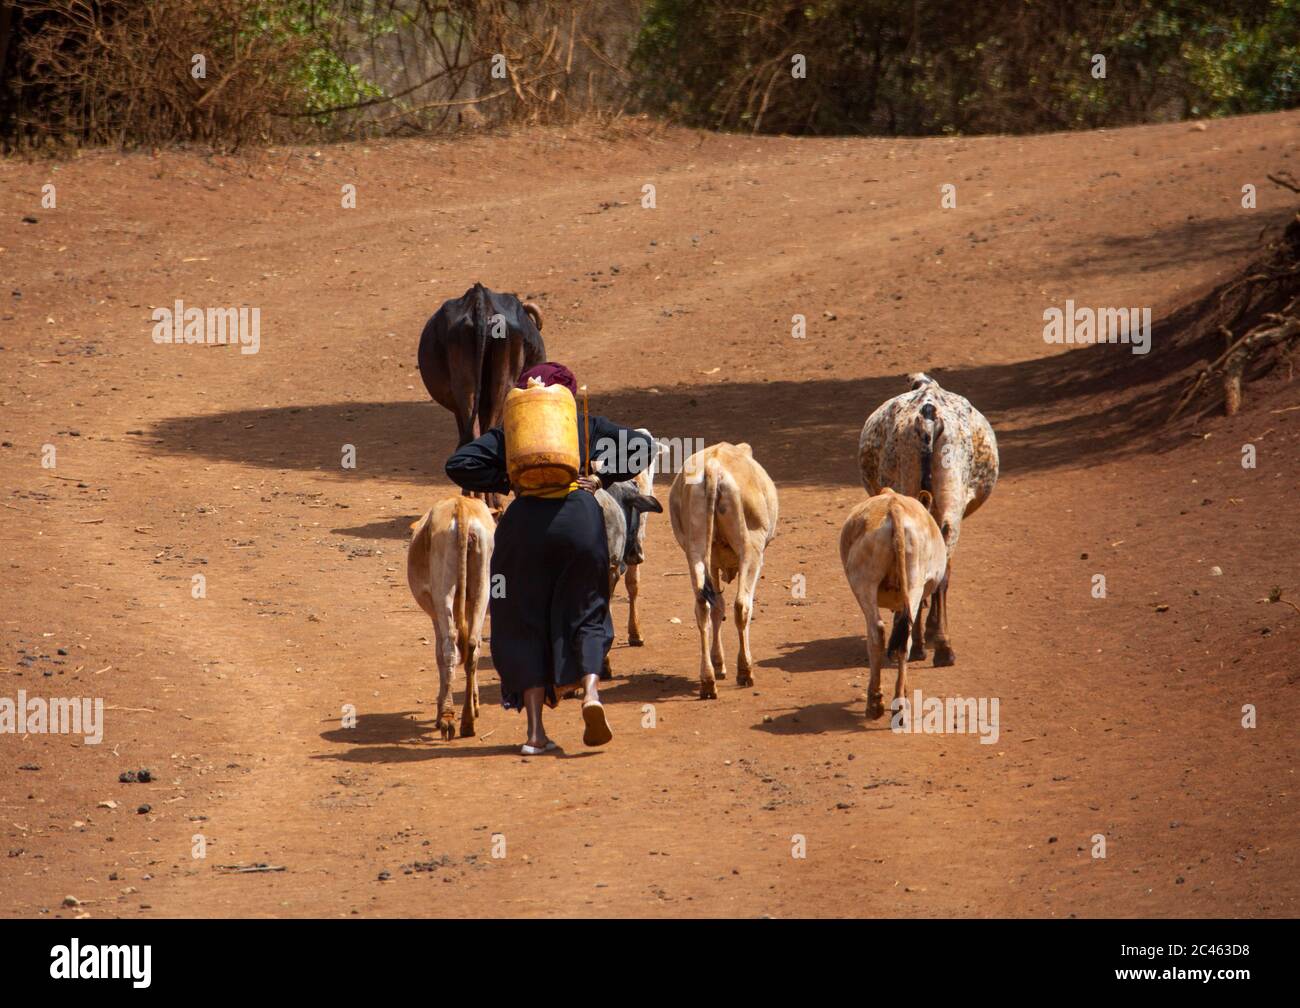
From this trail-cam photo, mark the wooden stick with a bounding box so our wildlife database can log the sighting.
[580,384,590,476]
[1267,172,1300,194]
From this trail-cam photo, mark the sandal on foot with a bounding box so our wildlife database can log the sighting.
[582,702,613,747]
[521,740,559,756]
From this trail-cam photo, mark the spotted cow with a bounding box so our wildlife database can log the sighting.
[857,373,998,666]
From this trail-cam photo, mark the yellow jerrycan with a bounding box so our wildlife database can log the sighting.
[504,381,581,491]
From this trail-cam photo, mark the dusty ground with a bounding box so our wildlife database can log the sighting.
[1,113,1297,918]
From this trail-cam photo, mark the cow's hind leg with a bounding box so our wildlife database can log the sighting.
[601,566,622,681]
[894,585,926,709]
[626,562,644,647]
[889,611,909,665]
[887,612,910,661]
[887,611,916,661]
[924,585,939,644]
[883,603,915,712]
[909,598,928,661]
[459,640,478,738]
[892,610,911,714]
[695,593,719,700]
[867,615,887,720]
[847,579,886,720]
[433,615,458,742]
[733,545,764,689]
[887,594,922,718]
[707,580,728,681]
[892,644,909,719]
[930,563,956,667]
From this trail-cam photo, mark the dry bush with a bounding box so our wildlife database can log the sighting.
[10,0,315,151]
[319,1,638,138]
[5,0,639,149]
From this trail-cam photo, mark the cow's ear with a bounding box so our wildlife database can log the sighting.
[632,494,663,514]
[917,490,934,512]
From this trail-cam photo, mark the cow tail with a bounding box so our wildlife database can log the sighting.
[469,282,489,440]
[454,498,471,661]
[889,499,912,647]
[697,460,722,608]
[918,402,938,496]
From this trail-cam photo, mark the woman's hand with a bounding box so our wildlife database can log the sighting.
[577,475,601,493]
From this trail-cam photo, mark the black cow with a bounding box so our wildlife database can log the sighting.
[418,282,545,470]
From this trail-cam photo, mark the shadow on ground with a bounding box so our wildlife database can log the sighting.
[1057,213,1273,277]
[758,634,865,673]
[146,330,1211,490]
[335,516,421,540]
[750,698,867,735]
[313,710,602,762]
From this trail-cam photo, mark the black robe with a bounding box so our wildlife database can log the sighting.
[445,415,653,710]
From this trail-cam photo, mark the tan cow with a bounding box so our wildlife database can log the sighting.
[840,488,947,720]
[407,496,495,740]
[669,443,778,699]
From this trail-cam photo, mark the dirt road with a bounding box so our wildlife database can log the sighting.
[2,113,1297,917]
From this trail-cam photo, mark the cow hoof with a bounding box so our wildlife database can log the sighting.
[628,637,644,647]
[438,718,456,741]
[699,682,718,700]
[932,646,956,668]
[714,668,727,680]
[909,647,927,662]
[736,672,753,688]
[866,698,885,721]
[459,721,475,739]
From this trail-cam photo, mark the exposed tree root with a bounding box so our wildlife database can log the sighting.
[1171,182,1300,421]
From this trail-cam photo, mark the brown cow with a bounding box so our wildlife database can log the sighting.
[669,443,778,699]
[839,488,947,720]
[407,496,495,740]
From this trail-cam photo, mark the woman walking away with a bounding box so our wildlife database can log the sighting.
[445,362,656,755]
